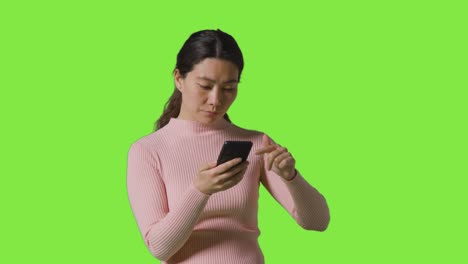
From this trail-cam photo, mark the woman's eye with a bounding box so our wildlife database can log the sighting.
[198,84,236,92]
[199,84,211,89]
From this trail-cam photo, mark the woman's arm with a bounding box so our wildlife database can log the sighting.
[259,135,330,231]
[126,142,210,261]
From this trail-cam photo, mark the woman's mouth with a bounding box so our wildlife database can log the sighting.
[204,111,218,117]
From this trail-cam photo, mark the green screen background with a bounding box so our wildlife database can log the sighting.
[1,0,466,263]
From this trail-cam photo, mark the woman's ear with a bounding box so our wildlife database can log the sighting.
[174,69,183,92]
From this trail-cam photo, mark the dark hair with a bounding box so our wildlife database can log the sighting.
[154,29,244,131]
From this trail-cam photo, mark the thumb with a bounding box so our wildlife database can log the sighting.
[201,160,218,171]
[210,160,218,168]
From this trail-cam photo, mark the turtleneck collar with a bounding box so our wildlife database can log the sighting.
[166,117,231,135]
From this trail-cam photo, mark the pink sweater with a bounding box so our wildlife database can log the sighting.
[126,117,330,263]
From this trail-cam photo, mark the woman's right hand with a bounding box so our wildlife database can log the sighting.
[194,158,249,195]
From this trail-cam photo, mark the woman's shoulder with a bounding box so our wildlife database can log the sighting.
[128,128,170,151]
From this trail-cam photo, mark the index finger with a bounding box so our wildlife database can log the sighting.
[255,145,277,155]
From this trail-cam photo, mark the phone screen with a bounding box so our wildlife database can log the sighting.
[216,141,253,166]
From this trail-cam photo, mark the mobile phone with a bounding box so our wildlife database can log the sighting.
[216,141,253,166]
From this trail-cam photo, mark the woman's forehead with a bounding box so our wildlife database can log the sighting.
[196,76,238,84]
[190,58,239,82]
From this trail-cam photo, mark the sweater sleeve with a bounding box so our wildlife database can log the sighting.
[126,142,211,261]
[259,134,330,231]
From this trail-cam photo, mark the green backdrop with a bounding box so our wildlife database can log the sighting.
[1,0,467,263]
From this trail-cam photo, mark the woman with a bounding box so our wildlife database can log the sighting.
[127,29,330,263]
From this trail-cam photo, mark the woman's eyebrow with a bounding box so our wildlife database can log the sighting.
[197,76,239,84]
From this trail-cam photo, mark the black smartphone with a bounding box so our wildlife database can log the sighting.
[216,141,253,166]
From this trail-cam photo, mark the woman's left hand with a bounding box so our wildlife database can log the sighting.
[255,134,296,181]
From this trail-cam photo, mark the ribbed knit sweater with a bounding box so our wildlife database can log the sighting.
[126,117,330,263]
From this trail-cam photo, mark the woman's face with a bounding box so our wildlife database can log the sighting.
[175,58,239,124]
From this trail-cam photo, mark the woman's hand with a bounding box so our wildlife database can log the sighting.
[255,134,296,181]
[194,158,249,195]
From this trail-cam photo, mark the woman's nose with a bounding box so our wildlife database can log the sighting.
[208,88,222,106]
